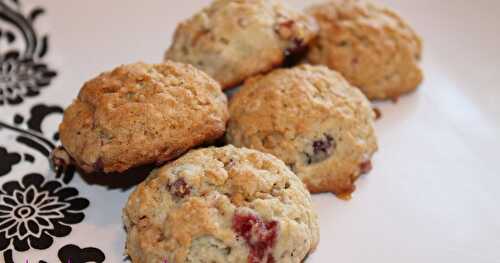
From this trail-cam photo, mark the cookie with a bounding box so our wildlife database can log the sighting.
[58,61,229,173]
[123,145,319,263]
[165,0,318,89]
[226,65,377,196]
[306,0,423,100]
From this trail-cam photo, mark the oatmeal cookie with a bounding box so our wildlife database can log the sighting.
[165,0,318,89]
[123,145,319,263]
[59,61,229,173]
[227,65,378,195]
[307,0,423,100]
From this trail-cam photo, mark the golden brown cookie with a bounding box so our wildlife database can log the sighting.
[306,0,423,100]
[123,145,319,263]
[227,65,378,196]
[165,0,318,89]
[59,61,229,173]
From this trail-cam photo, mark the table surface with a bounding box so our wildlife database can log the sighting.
[1,0,499,262]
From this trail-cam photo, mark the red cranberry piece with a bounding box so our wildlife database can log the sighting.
[168,178,190,198]
[313,134,334,155]
[93,157,104,172]
[360,160,373,174]
[283,38,307,67]
[233,213,278,263]
[306,134,336,164]
[284,38,304,57]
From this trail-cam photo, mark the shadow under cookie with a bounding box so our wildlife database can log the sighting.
[77,164,154,191]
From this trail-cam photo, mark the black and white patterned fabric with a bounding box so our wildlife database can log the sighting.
[0,0,106,262]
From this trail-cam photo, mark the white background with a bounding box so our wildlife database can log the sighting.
[10,0,500,262]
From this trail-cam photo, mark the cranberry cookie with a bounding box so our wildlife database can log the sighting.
[227,65,378,196]
[59,61,228,173]
[307,0,423,100]
[165,0,318,89]
[123,145,319,263]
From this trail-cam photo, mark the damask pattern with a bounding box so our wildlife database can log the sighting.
[0,0,56,105]
[0,0,106,262]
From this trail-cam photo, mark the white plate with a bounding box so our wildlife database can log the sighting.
[1,0,499,262]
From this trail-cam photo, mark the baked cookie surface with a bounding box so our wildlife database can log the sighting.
[59,61,228,173]
[227,65,377,195]
[306,0,423,100]
[123,145,319,263]
[165,0,318,89]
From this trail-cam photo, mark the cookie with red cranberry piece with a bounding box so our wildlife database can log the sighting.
[227,65,378,196]
[165,0,318,89]
[306,0,423,100]
[123,145,319,263]
[59,61,228,174]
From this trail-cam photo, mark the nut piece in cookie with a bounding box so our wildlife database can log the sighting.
[59,61,229,174]
[227,65,378,196]
[123,145,319,263]
[306,0,423,100]
[165,0,318,89]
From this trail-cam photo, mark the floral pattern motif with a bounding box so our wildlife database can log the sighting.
[0,173,89,252]
[0,147,20,176]
[57,244,106,263]
[0,103,106,261]
[0,51,56,105]
[0,0,106,262]
[0,0,56,106]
